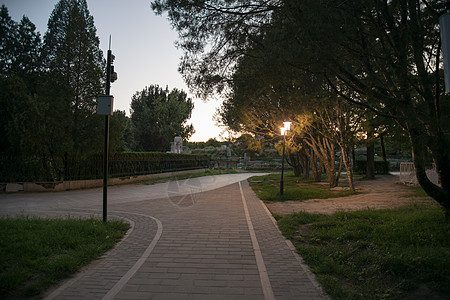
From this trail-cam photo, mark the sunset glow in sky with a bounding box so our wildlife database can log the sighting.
[2,0,224,142]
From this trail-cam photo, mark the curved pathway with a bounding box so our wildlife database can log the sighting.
[0,174,327,299]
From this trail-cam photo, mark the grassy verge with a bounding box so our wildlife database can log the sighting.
[0,217,129,299]
[276,205,450,299]
[405,185,431,198]
[249,172,355,201]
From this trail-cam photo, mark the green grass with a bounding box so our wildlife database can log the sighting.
[0,217,129,299]
[277,205,450,299]
[405,185,431,198]
[249,172,355,201]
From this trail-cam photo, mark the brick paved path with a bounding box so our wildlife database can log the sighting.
[1,176,327,299]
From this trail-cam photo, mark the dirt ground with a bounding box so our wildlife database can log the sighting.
[265,175,435,215]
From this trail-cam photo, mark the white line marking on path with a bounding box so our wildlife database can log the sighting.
[101,213,163,300]
[239,181,275,300]
[259,198,328,298]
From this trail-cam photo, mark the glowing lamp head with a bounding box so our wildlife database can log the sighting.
[280,127,286,136]
[283,121,291,131]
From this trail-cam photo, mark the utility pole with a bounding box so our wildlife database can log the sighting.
[97,36,117,222]
[102,50,111,223]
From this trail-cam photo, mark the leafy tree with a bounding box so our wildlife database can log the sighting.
[204,138,225,148]
[14,16,42,78]
[185,138,227,150]
[0,7,42,78]
[232,133,263,159]
[0,7,44,160]
[151,0,280,98]
[301,99,360,190]
[154,0,450,216]
[118,113,135,152]
[41,0,104,160]
[285,0,450,214]
[0,2,131,181]
[0,5,17,76]
[0,5,18,156]
[217,23,360,188]
[108,110,129,153]
[130,85,194,152]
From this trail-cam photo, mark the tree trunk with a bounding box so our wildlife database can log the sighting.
[335,155,343,187]
[342,148,355,191]
[298,148,310,178]
[312,158,322,182]
[352,148,355,168]
[366,131,375,179]
[303,154,310,179]
[380,134,387,162]
[288,152,302,177]
[305,147,322,182]
[306,136,336,187]
[410,132,450,218]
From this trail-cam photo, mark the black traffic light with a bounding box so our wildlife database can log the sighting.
[107,50,118,83]
[110,65,117,82]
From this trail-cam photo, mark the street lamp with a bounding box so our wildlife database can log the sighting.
[280,121,291,195]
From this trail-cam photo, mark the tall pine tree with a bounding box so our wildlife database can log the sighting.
[0,5,17,76]
[0,7,43,159]
[41,0,104,160]
[15,16,42,79]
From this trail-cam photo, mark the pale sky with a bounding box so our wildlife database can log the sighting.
[1,0,224,142]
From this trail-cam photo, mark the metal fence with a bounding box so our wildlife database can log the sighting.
[0,155,210,183]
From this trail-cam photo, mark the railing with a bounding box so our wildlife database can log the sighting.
[0,154,210,183]
[108,157,209,178]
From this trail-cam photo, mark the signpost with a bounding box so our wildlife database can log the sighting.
[97,40,117,222]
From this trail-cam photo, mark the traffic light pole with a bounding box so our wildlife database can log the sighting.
[103,50,112,223]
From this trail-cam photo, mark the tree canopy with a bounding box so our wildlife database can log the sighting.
[0,1,125,181]
[42,0,105,157]
[130,85,194,152]
[153,0,450,216]
[0,1,197,182]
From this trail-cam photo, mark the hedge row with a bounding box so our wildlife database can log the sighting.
[108,152,210,178]
[0,152,210,183]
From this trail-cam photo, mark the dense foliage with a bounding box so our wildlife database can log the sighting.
[0,2,196,182]
[153,0,450,216]
[130,85,194,152]
[0,2,127,177]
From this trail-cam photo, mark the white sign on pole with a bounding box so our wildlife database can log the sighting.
[97,95,114,115]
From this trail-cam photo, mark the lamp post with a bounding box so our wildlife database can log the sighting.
[280,121,291,195]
